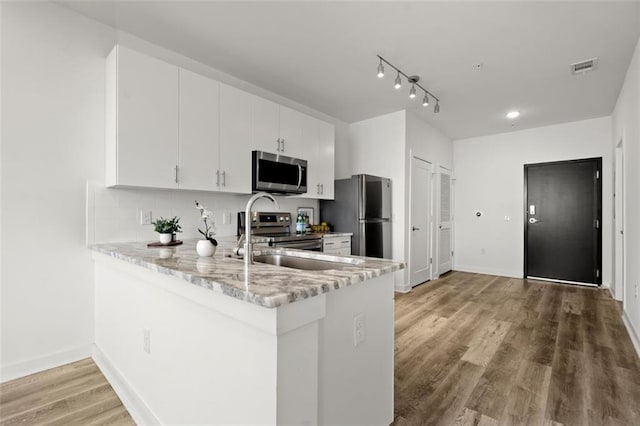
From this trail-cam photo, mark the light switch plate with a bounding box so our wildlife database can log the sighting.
[140,210,153,225]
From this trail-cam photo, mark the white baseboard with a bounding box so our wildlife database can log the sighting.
[0,345,92,383]
[394,282,411,293]
[453,264,522,279]
[92,345,160,426]
[622,311,640,360]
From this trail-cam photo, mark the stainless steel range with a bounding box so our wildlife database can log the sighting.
[237,211,323,251]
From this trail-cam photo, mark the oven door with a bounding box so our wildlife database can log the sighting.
[271,239,322,251]
[252,151,307,194]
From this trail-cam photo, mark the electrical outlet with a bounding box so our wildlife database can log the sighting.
[140,210,153,225]
[353,313,365,346]
[143,329,151,354]
[504,216,511,222]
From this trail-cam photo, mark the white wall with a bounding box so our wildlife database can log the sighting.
[453,117,613,282]
[612,34,640,355]
[348,111,407,286]
[1,2,342,381]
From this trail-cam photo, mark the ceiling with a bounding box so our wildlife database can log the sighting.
[60,1,640,140]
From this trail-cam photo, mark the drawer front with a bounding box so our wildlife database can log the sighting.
[323,238,351,250]
[323,247,351,256]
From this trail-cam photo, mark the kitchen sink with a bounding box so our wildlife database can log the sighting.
[253,253,364,271]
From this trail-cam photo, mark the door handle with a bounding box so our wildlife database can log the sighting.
[529,218,539,224]
[222,170,226,187]
[412,226,420,231]
[297,163,302,189]
[216,170,220,187]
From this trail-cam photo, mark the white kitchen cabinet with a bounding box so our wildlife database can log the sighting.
[106,45,179,188]
[251,96,281,154]
[304,118,335,200]
[323,234,352,255]
[278,106,307,158]
[178,68,219,191]
[219,83,253,193]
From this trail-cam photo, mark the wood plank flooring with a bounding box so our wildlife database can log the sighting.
[2,271,639,425]
[394,271,640,425]
[0,358,134,426]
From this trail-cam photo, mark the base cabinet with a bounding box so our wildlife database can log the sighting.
[92,253,393,425]
[323,235,352,255]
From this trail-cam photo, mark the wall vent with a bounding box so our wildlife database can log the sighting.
[570,58,598,75]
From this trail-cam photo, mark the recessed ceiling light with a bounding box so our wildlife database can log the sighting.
[506,111,520,119]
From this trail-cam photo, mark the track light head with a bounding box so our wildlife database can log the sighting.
[394,73,402,89]
[422,93,429,106]
[377,60,384,78]
[434,101,440,114]
[409,84,417,99]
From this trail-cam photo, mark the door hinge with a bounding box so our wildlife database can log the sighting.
[595,170,600,179]
[594,219,600,229]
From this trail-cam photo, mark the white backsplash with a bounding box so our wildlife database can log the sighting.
[86,181,319,244]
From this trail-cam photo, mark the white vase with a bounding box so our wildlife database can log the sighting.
[159,233,172,244]
[196,240,216,257]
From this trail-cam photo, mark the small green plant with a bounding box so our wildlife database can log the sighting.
[152,216,182,234]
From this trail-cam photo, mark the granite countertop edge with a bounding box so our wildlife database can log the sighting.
[89,239,404,309]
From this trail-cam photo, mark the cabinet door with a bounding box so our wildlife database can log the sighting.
[219,83,252,193]
[316,120,335,199]
[304,117,335,200]
[117,46,179,188]
[279,106,306,158]
[251,96,280,154]
[178,68,219,191]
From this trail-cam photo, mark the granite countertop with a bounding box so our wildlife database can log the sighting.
[89,238,403,309]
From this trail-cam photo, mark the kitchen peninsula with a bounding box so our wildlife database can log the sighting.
[90,239,403,425]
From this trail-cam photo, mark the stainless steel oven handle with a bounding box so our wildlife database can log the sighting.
[273,239,322,250]
[297,163,302,189]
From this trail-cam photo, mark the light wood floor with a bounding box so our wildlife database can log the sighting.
[0,358,134,426]
[2,272,639,425]
[394,271,640,425]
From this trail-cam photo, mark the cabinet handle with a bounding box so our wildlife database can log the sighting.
[277,138,281,152]
[216,170,220,186]
[175,165,179,183]
[317,184,320,194]
[222,170,226,187]
[325,242,335,246]
[281,139,285,152]
[320,183,324,195]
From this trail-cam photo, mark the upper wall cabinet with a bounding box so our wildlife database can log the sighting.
[219,83,253,194]
[106,45,333,198]
[106,45,179,188]
[178,68,220,191]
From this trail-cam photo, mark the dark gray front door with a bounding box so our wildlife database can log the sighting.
[524,158,602,285]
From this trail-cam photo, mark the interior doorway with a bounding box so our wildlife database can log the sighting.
[614,140,625,300]
[409,157,433,287]
[524,158,602,286]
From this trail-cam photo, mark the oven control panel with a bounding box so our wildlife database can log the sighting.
[237,211,291,235]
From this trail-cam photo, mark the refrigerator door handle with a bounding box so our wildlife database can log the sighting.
[359,221,367,256]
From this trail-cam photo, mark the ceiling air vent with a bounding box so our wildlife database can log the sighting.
[570,58,598,75]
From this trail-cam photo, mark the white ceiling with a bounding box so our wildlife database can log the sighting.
[60,1,640,139]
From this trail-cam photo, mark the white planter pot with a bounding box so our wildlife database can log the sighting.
[196,240,216,257]
[159,233,172,244]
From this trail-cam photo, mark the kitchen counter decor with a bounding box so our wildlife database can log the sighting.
[194,200,217,257]
[151,216,181,244]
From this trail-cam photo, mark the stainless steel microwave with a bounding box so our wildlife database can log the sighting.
[252,151,307,194]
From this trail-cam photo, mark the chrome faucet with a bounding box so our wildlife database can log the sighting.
[239,192,279,269]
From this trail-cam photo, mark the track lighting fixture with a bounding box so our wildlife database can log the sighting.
[376,54,441,113]
[377,59,385,78]
[409,84,417,99]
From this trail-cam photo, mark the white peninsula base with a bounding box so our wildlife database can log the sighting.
[92,253,395,425]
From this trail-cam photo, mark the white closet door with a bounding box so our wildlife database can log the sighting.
[438,168,453,274]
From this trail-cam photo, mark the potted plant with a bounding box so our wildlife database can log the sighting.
[195,200,218,257]
[152,216,182,244]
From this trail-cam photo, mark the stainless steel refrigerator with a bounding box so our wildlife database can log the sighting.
[319,174,392,258]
